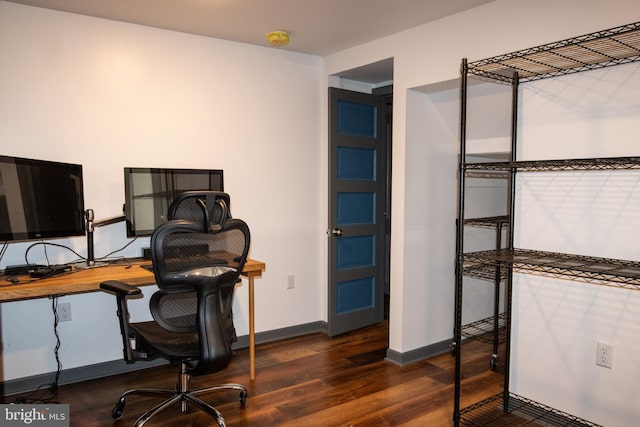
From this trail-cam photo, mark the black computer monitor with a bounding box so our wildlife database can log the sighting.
[123,167,224,237]
[0,155,85,241]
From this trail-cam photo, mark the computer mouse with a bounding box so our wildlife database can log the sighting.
[6,276,19,284]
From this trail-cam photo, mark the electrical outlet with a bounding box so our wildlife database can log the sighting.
[596,342,613,369]
[286,274,295,290]
[58,302,72,322]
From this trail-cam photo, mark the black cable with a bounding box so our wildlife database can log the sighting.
[23,237,138,267]
[0,240,8,264]
[42,239,50,266]
[12,296,62,404]
[24,241,84,266]
[12,382,60,405]
[51,296,62,392]
[98,236,138,261]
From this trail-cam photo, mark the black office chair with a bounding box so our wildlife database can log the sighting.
[100,196,250,427]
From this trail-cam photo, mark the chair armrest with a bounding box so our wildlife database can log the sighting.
[100,279,142,296]
[100,279,142,363]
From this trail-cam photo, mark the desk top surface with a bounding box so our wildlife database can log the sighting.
[0,258,265,303]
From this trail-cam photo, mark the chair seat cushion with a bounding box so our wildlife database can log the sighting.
[130,321,199,359]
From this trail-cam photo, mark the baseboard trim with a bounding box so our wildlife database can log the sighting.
[1,320,328,397]
[233,320,327,349]
[385,338,452,366]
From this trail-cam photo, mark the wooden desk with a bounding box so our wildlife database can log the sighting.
[0,258,265,380]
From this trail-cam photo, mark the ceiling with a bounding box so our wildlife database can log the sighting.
[6,0,493,84]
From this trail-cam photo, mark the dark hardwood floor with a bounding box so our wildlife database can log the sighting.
[5,321,502,426]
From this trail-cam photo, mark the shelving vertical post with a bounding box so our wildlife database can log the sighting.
[490,218,505,370]
[502,69,519,412]
[452,57,468,426]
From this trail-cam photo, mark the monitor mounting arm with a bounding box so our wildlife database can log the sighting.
[84,209,126,266]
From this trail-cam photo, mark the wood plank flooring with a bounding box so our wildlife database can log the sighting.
[4,321,502,426]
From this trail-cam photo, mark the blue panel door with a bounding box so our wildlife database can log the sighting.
[328,88,387,336]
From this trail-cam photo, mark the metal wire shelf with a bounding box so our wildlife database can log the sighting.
[463,216,510,229]
[461,313,505,344]
[467,21,640,83]
[459,393,601,426]
[462,264,507,282]
[464,156,640,172]
[464,249,640,290]
[465,170,510,179]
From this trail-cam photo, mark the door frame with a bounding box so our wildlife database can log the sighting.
[327,86,393,336]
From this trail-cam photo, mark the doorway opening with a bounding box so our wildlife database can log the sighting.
[373,84,392,320]
[327,58,393,336]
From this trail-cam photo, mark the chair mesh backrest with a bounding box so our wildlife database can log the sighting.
[149,218,250,335]
[154,224,248,285]
[151,290,197,331]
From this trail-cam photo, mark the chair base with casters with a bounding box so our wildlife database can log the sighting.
[111,360,247,427]
[101,279,248,427]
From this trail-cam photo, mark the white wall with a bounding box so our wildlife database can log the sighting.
[402,87,459,349]
[323,0,640,425]
[0,1,323,381]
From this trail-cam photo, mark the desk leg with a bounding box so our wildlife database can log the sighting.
[249,276,255,380]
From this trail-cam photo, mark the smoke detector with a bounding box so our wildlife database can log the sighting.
[267,30,290,47]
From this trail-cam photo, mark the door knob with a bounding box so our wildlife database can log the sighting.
[329,228,344,237]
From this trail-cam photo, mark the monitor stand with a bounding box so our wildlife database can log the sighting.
[82,209,126,268]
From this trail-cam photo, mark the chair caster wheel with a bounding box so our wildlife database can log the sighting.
[490,354,499,371]
[112,399,125,420]
[239,390,248,407]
